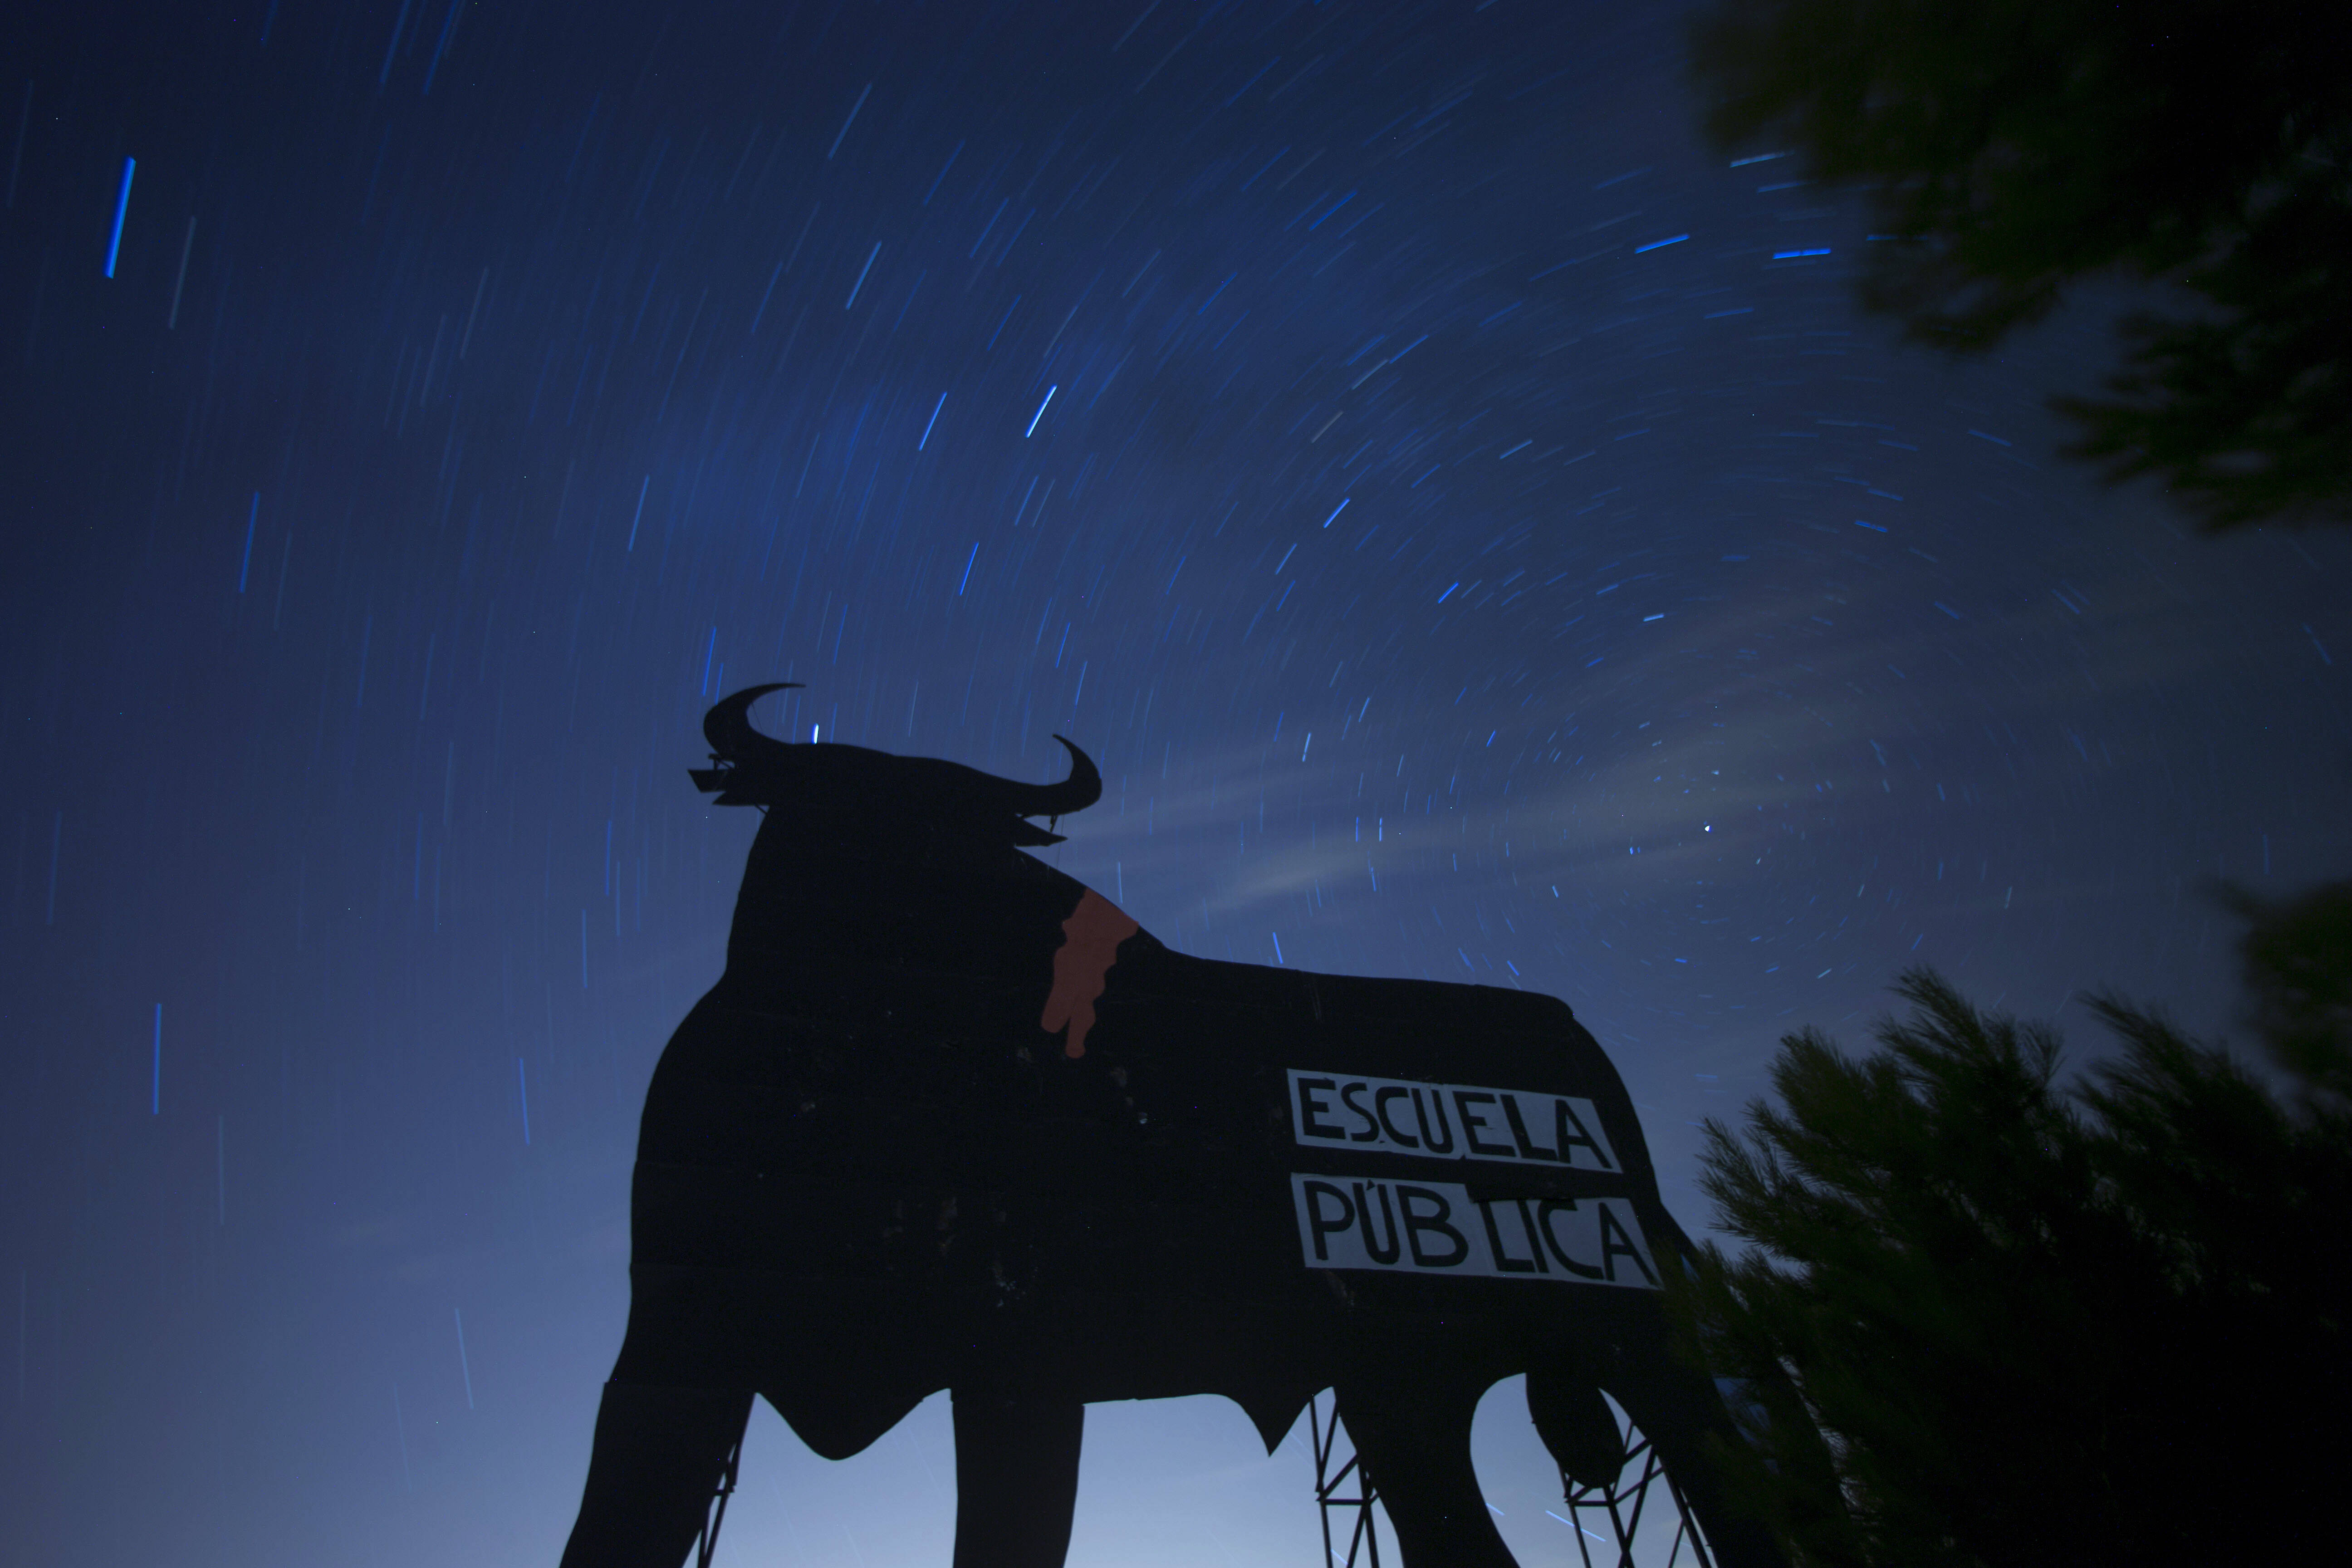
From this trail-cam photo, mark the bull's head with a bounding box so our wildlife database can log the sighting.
[690,683,1103,847]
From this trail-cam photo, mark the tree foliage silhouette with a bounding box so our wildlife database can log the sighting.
[1685,0,2352,531]
[1670,907,2352,1566]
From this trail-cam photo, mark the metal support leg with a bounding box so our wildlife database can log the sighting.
[694,1434,743,1568]
[1309,1392,1382,1568]
[1557,1415,1715,1568]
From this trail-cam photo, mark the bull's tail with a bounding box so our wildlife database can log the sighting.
[1580,1328,1790,1568]
[559,1381,752,1568]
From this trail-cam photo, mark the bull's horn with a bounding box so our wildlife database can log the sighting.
[703,683,804,762]
[1007,735,1102,822]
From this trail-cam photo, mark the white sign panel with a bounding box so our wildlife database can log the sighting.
[1290,1174,1659,1288]
[1287,1069,1620,1172]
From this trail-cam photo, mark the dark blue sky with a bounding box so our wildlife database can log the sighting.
[4,3,2347,1564]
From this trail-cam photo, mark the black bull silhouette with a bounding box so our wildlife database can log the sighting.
[560,686,1776,1568]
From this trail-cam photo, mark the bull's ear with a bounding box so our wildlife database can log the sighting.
[1009,818,1068,847]
[690,765,767,806]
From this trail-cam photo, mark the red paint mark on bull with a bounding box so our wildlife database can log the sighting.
[1041,888,1140,1058]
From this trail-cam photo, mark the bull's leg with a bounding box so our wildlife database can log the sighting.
[1335,1366,1518,1568]
[559,1380,754,1568]
[948,1384,1085,1568]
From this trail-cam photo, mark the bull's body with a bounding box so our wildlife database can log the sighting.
[560,689,1777,1568]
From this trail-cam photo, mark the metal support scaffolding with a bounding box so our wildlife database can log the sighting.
[1308,1392,1384,1568]
[1554,1416,1713,1568]
[1306,1395,1714,1568]
[693,1435,743,1568]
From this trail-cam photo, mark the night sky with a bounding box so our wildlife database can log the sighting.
[4,3,2348,1565]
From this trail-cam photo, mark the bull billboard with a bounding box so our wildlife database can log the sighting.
[558,686,1779,1568]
